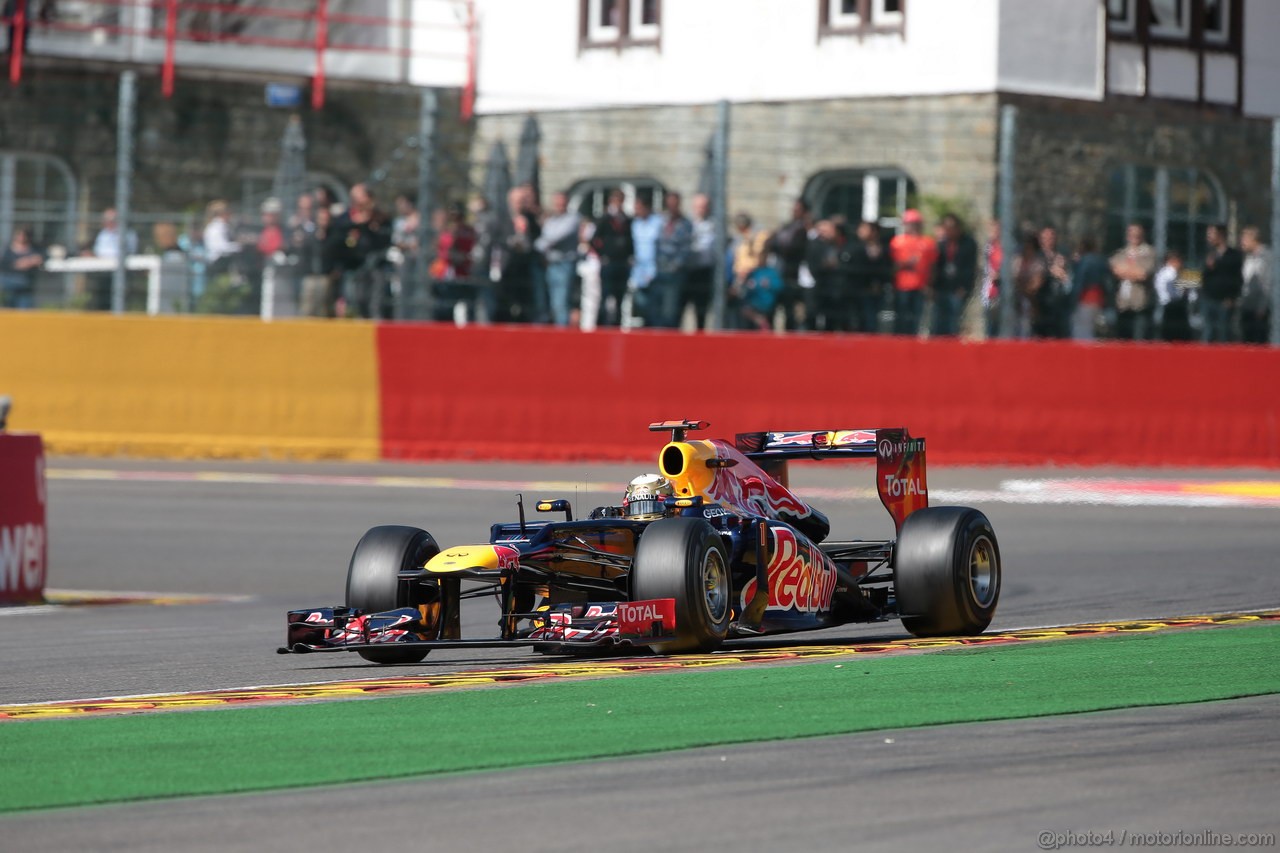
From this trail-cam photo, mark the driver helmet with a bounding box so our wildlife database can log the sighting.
[623,473,674,520]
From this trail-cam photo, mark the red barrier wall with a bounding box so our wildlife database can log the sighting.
[377,325,1280,467]
[0,433,48,604]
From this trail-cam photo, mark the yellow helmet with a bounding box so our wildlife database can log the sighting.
[624,473,674,521]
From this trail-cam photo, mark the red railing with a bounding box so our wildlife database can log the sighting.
[4,0,476,115]
[7,0,26,85]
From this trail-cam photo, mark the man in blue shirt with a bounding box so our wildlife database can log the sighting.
[629,194,663,327]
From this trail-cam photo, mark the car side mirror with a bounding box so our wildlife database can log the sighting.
[536,499,573,521]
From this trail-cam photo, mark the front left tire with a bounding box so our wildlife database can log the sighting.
[346,525,439,664]
[631,518,732,653]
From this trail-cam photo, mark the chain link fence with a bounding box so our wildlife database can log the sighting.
[3,61,1277,344]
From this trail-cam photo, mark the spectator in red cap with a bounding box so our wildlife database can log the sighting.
[889,209,937,336]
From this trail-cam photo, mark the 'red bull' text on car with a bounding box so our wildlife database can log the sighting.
[279,420,1002,662]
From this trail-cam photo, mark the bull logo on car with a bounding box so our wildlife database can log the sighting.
[702,444,813,521]
[494,545,520,570]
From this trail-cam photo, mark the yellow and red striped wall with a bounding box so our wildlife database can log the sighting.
[2,313,1278,467]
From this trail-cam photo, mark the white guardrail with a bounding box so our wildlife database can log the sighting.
[41,255,165,316]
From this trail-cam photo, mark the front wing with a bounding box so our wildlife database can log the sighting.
[277,599,679,655]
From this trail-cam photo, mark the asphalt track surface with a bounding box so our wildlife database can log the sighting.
[4,696,1276,852]
[2,458,1278,848]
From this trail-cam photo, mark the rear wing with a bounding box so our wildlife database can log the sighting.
[735,430,879,459]
[735,428,929,532]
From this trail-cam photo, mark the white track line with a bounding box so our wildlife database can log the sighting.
[0,589,251,617]
[48,468,1280,509]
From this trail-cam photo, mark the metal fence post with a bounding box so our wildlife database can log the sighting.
[1153,167,1169,259]
[0,157,15,252]
[997,104,1018,339]
[260,262,276,321]
[412,87,438,322]
[710,99,731,331]
[113,70,137,315]
[1271,119,1280,346]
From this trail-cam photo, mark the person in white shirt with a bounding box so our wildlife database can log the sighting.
[1152,250,1194,341]
[576,219,601,332]
[201,200,239,272]
[1240,226,1273,344]
[92,207,138,259]
[85,207,139,309]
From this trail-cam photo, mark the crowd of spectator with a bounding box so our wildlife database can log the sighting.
[1001,219,1273,345]
[443,184,1274,344]
[1,182,1275,346]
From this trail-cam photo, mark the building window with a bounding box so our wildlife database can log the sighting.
[568,177,667,219]
[1148,0,1189,39]
[586,0,622,43]
[819,0,906,37]
[581,0,660,48]
[1202,0,1229,44]
[631,0,659,40]
[829,0,863,29]
[1107,0,1136,35]
[0,152,79,250]
[803,168,917,232]
[1106,0,1240,106]
[1110,0,1237,48]
[1105,164,1224,270]
[873,0,904,27]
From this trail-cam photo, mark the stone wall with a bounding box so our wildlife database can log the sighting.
[0,63,469,246]
[475,93,1000,231]
[476,91,1273,250]
[1003,93,1272,245]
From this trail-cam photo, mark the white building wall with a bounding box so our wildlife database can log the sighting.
[1242,0,1280,117]
[473,0,1280,116]
[996,0,1103,100]
[474,0,1000,114]
[1147,47,1199,101]
[407,0,473,88]
[1106,42,1145,97]
[1203,53,1238,107]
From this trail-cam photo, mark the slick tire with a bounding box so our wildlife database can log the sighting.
[632,518,732,654]
[894,506,1001,637]
[346,525,439,664]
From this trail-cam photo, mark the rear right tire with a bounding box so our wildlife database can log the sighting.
[894,506,1001,637]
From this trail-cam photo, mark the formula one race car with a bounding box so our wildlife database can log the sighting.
[279,420,1001,662]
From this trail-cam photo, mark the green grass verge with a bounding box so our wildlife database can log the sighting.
[2,623,1278,813]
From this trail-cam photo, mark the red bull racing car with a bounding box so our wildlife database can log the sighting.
[279,420,1002,662]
